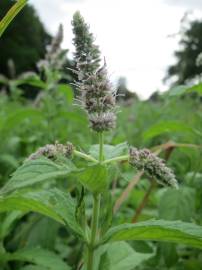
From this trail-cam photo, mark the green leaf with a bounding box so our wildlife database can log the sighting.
[57,84,74,104]
[143,121,192,140]
[0,211,23,240]
[0,108,44,132]
[89,143,128,160]
[158,188,195,267]
[0,0,27,38]
[75,187,86,230]
[0,157,75,194]
[169,85,188,96]
[169,84,202,97]
[188,83,202,94]
[159,242,178,267]
[0,154,19,170]
[19,266,48,270]
[17,72,47,88]
[0,188,83,237]
[0,74,8,84]
[159,187,195,222]
[104,220,202,249]
[98,252,110,270]
[20,216,59,250]
[96,242,153,270]
[77,164,108,193]
[7,247,71,270]
[100,191,113,235]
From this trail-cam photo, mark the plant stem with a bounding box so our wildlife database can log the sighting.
[99,132,104,162]
[87,194,101,270]
[103,154,129,164]
[87,132,103,269]
[74,150,98,163]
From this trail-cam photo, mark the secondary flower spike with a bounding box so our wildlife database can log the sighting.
[72,11,116,132]
[37,24,66,71]
[27,142,74,161]
[129,147,178,188]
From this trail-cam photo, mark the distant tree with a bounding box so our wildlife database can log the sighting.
[116,76,139,102]
[165,16,202,85]
[149,91,163,102]
[0,0,51,76]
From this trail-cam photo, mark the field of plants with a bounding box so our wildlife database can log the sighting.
[0,1,202,270]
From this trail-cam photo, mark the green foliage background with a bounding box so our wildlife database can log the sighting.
[0,2,202,270]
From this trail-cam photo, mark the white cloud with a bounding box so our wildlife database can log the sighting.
[29,0,201,98]
[163,0,202,9]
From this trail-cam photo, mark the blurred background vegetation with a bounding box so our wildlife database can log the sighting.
[0,1,202,270]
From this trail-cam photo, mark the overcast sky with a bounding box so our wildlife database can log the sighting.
[29,0,202,99]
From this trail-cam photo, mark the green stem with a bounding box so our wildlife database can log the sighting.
[103,154,129,164]
[0,242,7,267]
[74,150,98,163]
[87,132,103,269]
[87,194,101,270]
[99,132,104,162]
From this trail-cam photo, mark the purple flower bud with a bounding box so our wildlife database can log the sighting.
[89,112,116,132]
[129,147,178,188]
[27,142,74,161]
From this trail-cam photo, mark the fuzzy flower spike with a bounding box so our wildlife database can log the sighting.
[37,24,66,72]
[72,11,116,132]
[129,147,178,189]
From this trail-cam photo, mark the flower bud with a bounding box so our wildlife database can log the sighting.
[89,112,116,132]
[27,142,74,161]
[129,147,178,188]
[72,12,117,132]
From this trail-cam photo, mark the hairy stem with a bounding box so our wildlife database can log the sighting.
[74,150,98,163]
[87,132,103,269]
[99,132,104,162]
[87,194,101,269]
[103,154,129,164]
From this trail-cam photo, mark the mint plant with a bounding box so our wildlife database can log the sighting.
[0,12,202,270]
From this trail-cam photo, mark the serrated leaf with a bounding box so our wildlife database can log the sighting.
[89,143,128,160]
[20,217,59,249]
[77,164,108,193]
[109,242,152,270]
[96,242,153,270]
[7,247,71,270]
[0,157,75,194]
[158,187,195,267]
[159,187,195,222]
[0,188,83,237]
[104,220,202,249]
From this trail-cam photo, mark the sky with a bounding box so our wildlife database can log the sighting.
[30,0,202,99]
